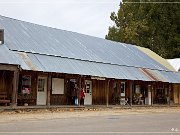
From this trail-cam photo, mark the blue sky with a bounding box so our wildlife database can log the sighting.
[0,0,120,38]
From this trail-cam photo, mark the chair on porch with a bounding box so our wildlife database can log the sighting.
[125,98,130,106]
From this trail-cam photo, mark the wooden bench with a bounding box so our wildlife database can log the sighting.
[0,91,11,106]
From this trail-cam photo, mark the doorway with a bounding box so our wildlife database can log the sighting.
[120,82,126,105]
[84,80,92,105]
[37,77,47,105]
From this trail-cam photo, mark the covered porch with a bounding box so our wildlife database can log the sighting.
[1,69,179,108]
[0,64,19,107]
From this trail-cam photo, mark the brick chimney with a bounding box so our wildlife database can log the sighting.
[0,29,4,44]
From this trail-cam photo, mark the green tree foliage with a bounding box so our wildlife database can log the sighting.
[106,0,180,58]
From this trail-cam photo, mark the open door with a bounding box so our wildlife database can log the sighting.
[120,82,126,105]
[84,80,92,105]
[37,77,47,105]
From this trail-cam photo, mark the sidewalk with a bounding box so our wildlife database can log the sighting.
[0,106,180,124]
[0,104,180,112]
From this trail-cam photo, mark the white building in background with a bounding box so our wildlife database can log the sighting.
[167,58,180,72]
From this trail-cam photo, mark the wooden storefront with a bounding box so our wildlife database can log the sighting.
[0,68,179,107]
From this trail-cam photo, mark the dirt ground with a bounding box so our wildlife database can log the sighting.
[0,107,180,123]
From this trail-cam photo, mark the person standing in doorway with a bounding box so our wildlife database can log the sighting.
[80,88,85,105]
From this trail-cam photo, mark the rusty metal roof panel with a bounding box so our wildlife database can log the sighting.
[139,68,180,83]
[0,15,169,71]
[139,68,168,82]
[17,52,38,70]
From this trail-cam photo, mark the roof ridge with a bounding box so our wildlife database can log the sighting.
[0,15,106,41]
[0,15,133,47]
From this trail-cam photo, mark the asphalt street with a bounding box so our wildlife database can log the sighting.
[0,111,180,135]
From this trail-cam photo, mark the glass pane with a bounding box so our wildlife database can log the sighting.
[22,75,31,94]
[38,78,45,92]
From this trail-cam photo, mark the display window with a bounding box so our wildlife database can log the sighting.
[21,75,31,94]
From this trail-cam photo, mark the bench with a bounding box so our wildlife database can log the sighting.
[0,91,11,106]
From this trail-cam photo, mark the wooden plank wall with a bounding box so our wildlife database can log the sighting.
[0,70,13,100]
[108,80,114,104]
[152,82,170,104]
[92,80,106,105]
[90,80,132,105]
[17,70,176,106]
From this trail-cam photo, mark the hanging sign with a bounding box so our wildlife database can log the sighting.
[91,76,106,80]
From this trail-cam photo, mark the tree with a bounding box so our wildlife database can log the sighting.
[106,0,180,58]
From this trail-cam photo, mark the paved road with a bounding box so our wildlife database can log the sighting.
[0,111,180,135]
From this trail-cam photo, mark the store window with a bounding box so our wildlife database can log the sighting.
[38,78,45,92]
[22,75,31,94]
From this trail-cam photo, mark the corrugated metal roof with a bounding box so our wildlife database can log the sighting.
[11,51,179,83]
[159,71,180,84]
[0,44,19,65]
[139,68,180,83]
[18,52,38,71]
[137,46,176,72]
[13,51,151,81]
[0,15,168,71]
[0,15,179,83]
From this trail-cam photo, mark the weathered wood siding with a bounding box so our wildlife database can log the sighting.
[92,80,106,105]
[0,71,13,102]
[108,80,114,105]
[12,70,177,106]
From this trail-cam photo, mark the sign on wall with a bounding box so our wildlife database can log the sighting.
[52,78,64,94]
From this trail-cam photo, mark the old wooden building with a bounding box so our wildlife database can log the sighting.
[0,15,180,107]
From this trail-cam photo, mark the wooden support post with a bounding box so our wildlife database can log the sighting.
[117,81,122,105]
[106,79,109,107]
[78,76,82,106]
[130,81,133,106]
[168,84,171,106]
[179,85,180,104]
[47,74,51,106]
[11,71,19,107]
[151,83,154,106]
[148,84,152,106]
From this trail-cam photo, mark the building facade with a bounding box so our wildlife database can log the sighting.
[0,15,180,107]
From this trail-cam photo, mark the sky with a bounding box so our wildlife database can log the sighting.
[0,0,120,38]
